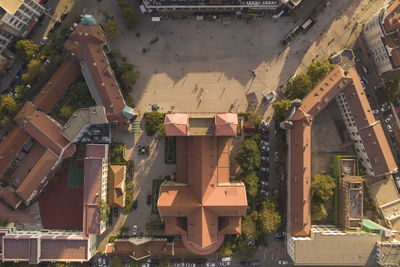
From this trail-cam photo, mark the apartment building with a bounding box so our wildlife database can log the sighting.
[0,0,44,52]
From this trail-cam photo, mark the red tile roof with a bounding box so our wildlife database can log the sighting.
[65,23,130,130]
[215,113,238,136]
[288,66,398,237]
[112,239,173,260]
[0,188,21,210]
[383,0,400,33]
[32,57,81,113]
[15,102,76,158]
[0,126,29,176]
[83,144,107,236]
[158,136,247,254]
[165,113,189,136]
[16,150,58,202]
[108,165,125,208]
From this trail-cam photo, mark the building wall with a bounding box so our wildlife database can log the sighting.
[335,92,375,176]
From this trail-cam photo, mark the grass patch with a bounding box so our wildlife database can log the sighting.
[152,179,163,214]
[165,137,176,164]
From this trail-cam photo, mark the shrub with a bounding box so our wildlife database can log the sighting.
[127,182,133,190]
[144,112,165,136]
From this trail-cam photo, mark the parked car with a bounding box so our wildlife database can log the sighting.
[260,166,269,172]
[360,80,366,90]
[133,200,138,209]
[261,120,269,128]
[288,73,297,84]
[219,262,230,266]
[261,133,269,141]
[260,189,268,196]
[261,156,269,161]
[113,207,118,217]
[261,150,269,157]
[261,181,268,187]
[261,140,269,146]
[381,105,391,112]
[175,264,185,267]
[60,12,69,21]
[261,145,270,152]
[264,91,276,104]
[262,175,269,182]
[362,66,368,74]
[239,262,249,266]
[133,225,138,236]
[372,109,379,115]
[206,263,216,267]
[387,124,393,133]
[385,114,393,123]
[146,195,152,205]
[150,36,159,44]
[250,261,260,266]
[278,260,288,265]
[185,263,196,267]
[274,151,279,162]
[97,258,103,267]
[40,36,49,47]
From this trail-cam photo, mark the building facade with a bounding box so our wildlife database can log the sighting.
[0,0,45,52]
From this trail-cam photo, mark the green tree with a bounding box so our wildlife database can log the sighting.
[273,99,292,121]
[117,0,130,8]
[14,85,31,101]
[72,81,92,105]
[156,124,166,139]
[311,174,336,201]
[287,73,313,100]
[22,59,46,84]
[258,198,281,233]
[144,112,165,136]
[103,20,120,37]
[60,105,74,121]
[235,236,257,259]
[0,116,12,129]
[378,79,400,105]
[97,199,110,222]
[235,138,261,172]
[311,201,328,221]
[242,171,259,198]
[109,48,123,60]
[242,212,258,240]
[125,94,134,107]
[219,241,233,257]
[122,7,139,29]
[0,94,20,115]
[307,60,335,86]
[121,68,140,89]
[15,40,39,62]
[110,257,122,267]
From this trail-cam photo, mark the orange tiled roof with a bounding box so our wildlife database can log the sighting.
[383,0,400,33]
[32,57,80,113]
[0,127,29,176]
[0,188,21,210]
[108,165,125,208]
[215,113,238,136]
[158,136,247,254]
[113,239,173,260]
[16,150,57,202]
[165,113,188,136]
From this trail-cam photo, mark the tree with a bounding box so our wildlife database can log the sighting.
[122,7,139,29]
[72,81,92,105]
[103,20,120,37]
[14,85,31,101]
[156,124,165,139]
[109,48,123,60]
[15,40,39,62]
[307,60,335,86]
[0,94,20,115]
[378,79,400,105]
[97,199,110,222]
[219,241,233,257]
[121,68,140,89]
[110,257,122,267]
[311,174,336,201]
[0,116,12,129]
[242,172,259,198]
[144,112,165,136]
[273,99,292,121]
[287,73,313,100]
[312,201,328,221]
[125,94,134,107]
[258,198,281,233]
[235,138,261,172]
[235,236,257,259]
[117,0,130,8]
[60,105,74,121]
[242,212,258,240]
[22,59,46,84]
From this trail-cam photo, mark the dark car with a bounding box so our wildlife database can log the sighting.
[150,37,159,44]
[113,207,118,217]
[133,200,137,209]
[49,20,61,33]
[60,12,69,21]
[146,195,151,205]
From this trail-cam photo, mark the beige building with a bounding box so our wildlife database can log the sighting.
[338,176,364,230]
[0,0,44,52]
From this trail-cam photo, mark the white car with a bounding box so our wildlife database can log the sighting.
[219,262,230,266]
[260,189,268,196]
[381,105,391,112]
[261,120,269,128]
[261,181,268,187]
[133,225,138,236]
[206,263,216,267]
[275,151,279,162]
[261,146,270,151]
[264,91,276,104]
[288,73,297,83]
[260,167,269,173]
[372,109,379,115]
[261,156,269,161]
[387,124,393,133]
[278,260,288,264]
[385,114,393,123]
[40,36,48,47]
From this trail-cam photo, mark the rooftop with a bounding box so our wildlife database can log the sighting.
[112,238,174,260]
[0,0,24,14]
[0,127,29,175]
[383,0,400,33]
[108,165,125,208]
